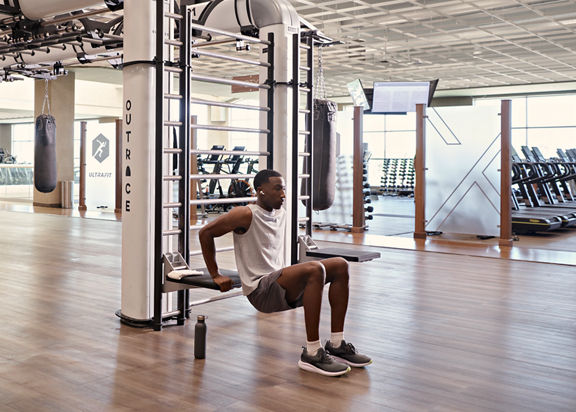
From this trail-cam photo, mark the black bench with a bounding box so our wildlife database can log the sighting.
[305,247,381,262]
[167,268,242,290]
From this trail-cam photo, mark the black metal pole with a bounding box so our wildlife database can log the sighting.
[306,35,314,237]
[177,6,191,325]
[153,0,164,331]
[266,32,274,170]
[291,32,299,265]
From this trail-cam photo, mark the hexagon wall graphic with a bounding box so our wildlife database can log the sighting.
[92,134,109,163]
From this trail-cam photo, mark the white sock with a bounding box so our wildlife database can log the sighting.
[306,340,322,355]
[330,332,344,347]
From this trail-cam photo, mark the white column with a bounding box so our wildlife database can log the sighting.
[0,125,11,150]
[260,24,297,266]
[120,0,156,321]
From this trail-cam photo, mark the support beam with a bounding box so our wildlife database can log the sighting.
[351,106,365,233]
[500,100,513,247]
[78,121,87,211]
[414,104,427,239]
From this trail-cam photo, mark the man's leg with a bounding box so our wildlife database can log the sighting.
[278,261,351,376]
[276,261,325,341]
[321,258,372,368]
[320,257,349,334]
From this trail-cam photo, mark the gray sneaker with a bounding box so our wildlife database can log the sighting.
[325,340,372,367]
[298,347,351,377]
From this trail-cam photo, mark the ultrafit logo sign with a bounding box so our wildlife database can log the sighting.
[92,134,109,163]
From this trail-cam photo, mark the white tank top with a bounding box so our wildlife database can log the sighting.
[233,203,287,295]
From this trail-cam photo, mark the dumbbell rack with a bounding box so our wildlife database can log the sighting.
[380,158,415,196]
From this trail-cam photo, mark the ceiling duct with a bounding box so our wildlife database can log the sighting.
[18,0,123,21]
[196,0,298,35]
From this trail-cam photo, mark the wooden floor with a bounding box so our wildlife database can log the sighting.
[0,210,575,411]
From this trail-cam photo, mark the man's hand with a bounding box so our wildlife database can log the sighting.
[213,274,233,292]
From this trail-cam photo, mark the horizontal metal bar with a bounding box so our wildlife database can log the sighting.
[298,217,310,222]
[191,48,270,67]
[299,152,311,157]
[300,66,311,71]
[41,7,110,27]
[163,229,182,236]
[164,93,182,100]
[190,197,256,205]
[191,74,270,90]
[165,12,183,20]
[101,33,123,42]
[64,53,122,66]
[164,148,182,154]
[165,39,183,47]
[190,173,253,180]
[190,124,269,134]
[163,175,182,181]
[300,44,311,50]
[299,174,310,179]
[189,290,244,307]
[165,66,183,73]
[300,87,311,93]
[299,131,310,135]
[190,98,270,112]
[163,202,183,208]
[164,121,183,127]
[191,149,268,156]
[189,246,234,256]
[298,196,310,200]
[192,39,237,48]
[299,109,311,114]
[190,23,270,45]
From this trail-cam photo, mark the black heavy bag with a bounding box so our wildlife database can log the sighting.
[34,114,57,193]
[301,99,337,210]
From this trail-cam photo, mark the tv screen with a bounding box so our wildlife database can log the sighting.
[371,81,430,113]
[346,79,370,111]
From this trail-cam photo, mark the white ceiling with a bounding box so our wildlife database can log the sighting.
[179,0,576,98]
[293,0,576,96]
[2,0,576,106]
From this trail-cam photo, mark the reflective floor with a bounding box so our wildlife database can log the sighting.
[0,210,575,411]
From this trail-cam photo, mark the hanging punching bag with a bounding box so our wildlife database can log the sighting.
[309,98,337,210]
[301,47,337,210]
[34,82,57,193]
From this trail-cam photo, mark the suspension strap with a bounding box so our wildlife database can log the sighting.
[41,79,51,115]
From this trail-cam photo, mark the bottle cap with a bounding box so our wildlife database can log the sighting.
[197,315,206,321]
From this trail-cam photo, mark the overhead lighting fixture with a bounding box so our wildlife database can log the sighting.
[379,18,408,25]
[560,18,576,25]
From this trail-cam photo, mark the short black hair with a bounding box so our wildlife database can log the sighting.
[253,169,282,191]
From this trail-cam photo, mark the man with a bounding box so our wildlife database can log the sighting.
[199,169,371,376]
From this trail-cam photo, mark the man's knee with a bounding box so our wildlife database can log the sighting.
[333,257,349,280]
[307,261,326,284]
[336,257,349,271]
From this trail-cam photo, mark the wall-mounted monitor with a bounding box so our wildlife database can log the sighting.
[371,81,430,113]
[346,79,370,111]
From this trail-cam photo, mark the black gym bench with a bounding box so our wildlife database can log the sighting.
[305,247,381,262]
[165,268,242,291]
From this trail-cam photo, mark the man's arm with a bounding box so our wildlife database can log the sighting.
[198,206,252,292]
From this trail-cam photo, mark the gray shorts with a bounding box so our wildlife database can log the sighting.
[247,269,304,313]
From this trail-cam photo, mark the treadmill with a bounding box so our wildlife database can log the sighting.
[527,146,576,210]
[511,149,571,232]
